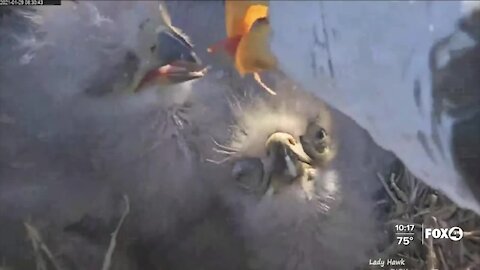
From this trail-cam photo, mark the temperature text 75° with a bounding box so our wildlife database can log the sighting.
[397,236,413,246]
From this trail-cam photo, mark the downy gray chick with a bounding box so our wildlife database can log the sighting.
[0,2,211,269]
[208,84,386,270]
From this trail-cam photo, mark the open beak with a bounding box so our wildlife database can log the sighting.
[134,60,208,92]
[156,60,207,84]
[265,132,312,166]
[134,26,208,92]
[263,132,315,199]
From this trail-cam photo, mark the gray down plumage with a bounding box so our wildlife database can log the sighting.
[0,2,394,270]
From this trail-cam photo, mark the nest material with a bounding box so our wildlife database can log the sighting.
[2,196,131,270]
[376,160,480,270]
[5,158,480,270]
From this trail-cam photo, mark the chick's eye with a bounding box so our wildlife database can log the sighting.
[315,128,327,140]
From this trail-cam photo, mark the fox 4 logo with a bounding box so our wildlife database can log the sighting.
[424,227,464,241]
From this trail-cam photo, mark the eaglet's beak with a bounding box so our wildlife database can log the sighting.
[264,132,316,199]
[134,2,207,92]
[135,60,206,92]
[134,32,207,92]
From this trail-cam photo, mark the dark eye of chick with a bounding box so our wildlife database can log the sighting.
[235,171,245,180]
[316,128,327,141]
[150,45,157,53]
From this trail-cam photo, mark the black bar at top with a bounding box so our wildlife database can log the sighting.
[42,0,61,5]
[0,0,61,5]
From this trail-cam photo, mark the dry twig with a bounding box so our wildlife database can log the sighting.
[101,195,130,270]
